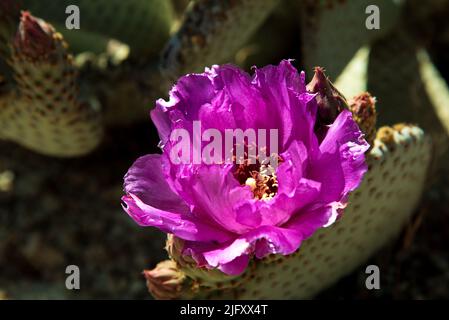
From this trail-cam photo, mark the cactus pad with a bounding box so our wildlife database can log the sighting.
[0,12,102,157]
[161,0,280,80]
[22,0,174,57]
[300,0,401,80]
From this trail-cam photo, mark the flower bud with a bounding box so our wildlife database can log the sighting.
[348,92,377,148]
[166,235,239,289]
[13,11,61,61]
[306,66,349,125]
[143,260,187,300]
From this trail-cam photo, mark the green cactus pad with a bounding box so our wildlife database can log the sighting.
[334,25,449,164]
[22,0,174,57]
[368,28,449,159]
[300,0,401,80]
[334,46,370,98]
[52,22,110,54]
[0,15,103,157]
[418,50,449,140]
[160,0,280,80]
[0,94,102,157]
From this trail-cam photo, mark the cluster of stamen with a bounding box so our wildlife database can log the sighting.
[233,154,282,201]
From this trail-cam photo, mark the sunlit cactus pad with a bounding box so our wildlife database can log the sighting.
[177,124,431,299]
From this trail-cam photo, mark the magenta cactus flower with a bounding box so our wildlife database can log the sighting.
[121,60,369,275]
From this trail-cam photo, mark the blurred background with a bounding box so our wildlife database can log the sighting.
[1,0,449,299]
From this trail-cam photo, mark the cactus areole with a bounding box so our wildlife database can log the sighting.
[121,60,369,275]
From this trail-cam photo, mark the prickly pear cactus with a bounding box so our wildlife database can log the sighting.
[1,0,446,301]
[0,0,282,157]
[0,0,177,156]
[145,123,432,299]
[0,12,102,157]
[1,0,448,161]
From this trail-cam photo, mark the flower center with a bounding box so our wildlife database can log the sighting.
[233,155,282,200]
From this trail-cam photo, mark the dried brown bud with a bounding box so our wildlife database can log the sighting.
[306,66,349,125]
[348,92,377,147]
